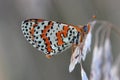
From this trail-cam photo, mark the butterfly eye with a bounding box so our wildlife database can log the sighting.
[83,25,88,33]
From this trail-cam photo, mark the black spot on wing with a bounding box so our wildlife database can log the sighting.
[37,26,40,29]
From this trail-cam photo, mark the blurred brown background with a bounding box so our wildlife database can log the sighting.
[0,0,120,80]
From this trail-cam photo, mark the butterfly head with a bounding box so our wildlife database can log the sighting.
[82,23,91,34]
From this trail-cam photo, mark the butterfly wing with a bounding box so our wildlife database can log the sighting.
[21,19,80,56]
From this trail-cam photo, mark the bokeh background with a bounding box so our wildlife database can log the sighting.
[0,0,120,80]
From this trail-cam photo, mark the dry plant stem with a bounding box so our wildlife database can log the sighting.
[80,63,88,80]
[99,26,107,47]
[95,24,105,46]
[103,28,112,80]
[112,53,120,79]
[96,20,120,36]
[90,20,119,80]
[95,20,113,47]
[106,25,111,39]
[90,22,110,80]
[114,53,120,65]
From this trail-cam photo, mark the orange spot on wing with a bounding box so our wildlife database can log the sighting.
[62,25,69,37]
[30,27,34,35]
[41,21,53,52]
[46,54,52,59]
[47,46,52,52]
[56,25,70,46]
[72,26,82,33]
[56,31,64,46]
[29,19,44,40]
[30,24,38,40]
[37,19,44,22]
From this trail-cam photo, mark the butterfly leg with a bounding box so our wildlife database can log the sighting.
[72,44,77,54]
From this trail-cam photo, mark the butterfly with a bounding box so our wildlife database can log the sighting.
[21,19,91,59]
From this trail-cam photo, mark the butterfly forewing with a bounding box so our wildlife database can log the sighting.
[21,19,81,56]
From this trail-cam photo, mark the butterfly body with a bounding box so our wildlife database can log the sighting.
[21,19,90,56]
